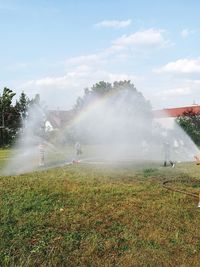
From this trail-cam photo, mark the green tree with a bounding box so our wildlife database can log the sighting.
[72,80,153,144]
[176,110,200,146]
[74,80,151,112]
[16,91,30,121]
[0,88,45,147]
[0,87,21,147]
[29,93,40,106]
[91,81,112,96]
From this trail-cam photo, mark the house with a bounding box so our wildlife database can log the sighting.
[153,105,200,118]
[46,110,74,130]
[153,105,200,129]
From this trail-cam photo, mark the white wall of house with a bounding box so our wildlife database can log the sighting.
[154,117,176,130]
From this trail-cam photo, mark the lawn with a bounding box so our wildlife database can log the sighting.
[0,149,199,266]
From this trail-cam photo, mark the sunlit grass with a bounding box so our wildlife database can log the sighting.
[0,150,199,266]
[0,149,10,169]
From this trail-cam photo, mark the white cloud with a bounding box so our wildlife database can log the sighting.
[180,28,195,38]
[181,28,190,38]
[22,65,139,109]
[113,28,170,48]
[95,19,132,29]
[148,85,195,108]
[155,87,191,97]
[25,70,137,90]
[67,28,170,68]
[156,58,200,74]
[20,28,172,109]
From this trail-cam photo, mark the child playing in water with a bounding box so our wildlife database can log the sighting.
[163,141,175,167]
[75,142,82,156]
[73,142,82,163]
[38,143,45,166]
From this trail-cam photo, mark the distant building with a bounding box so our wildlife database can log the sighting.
[153,105,200,129]
[46,110,74,129]
[153,105,200,118]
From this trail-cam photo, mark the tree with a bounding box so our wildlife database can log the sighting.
[16,91,30,121]
[74,80,151,112]
[29,93,40,106]
[72,80,153,144]
[176,110,200,146]
[0,87,21,147]
[0,87,16,119]
[0,88,41,147]
[91,81,112,96]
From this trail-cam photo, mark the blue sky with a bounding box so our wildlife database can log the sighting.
[0,0,200,109]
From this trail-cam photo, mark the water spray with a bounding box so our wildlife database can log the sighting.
[2,84,200,175]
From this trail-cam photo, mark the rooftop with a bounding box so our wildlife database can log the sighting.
[153,105,200,118]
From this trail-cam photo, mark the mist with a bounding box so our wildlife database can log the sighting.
[2,85,200,175]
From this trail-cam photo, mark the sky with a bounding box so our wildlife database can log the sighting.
[0,0,200,110]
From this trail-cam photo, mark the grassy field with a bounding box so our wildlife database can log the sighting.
[0,149,200,266]
[0,149,11,170]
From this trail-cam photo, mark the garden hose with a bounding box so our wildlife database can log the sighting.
[162,180,200,207]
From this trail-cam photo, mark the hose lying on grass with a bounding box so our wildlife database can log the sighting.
[162,180,200,207]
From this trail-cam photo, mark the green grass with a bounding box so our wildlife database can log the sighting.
[0,150,200,266]
[0,149,11,169]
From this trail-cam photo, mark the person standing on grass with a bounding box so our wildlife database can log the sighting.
[163,141,175,167]
[74,142,82,161]
[38,142,45,166]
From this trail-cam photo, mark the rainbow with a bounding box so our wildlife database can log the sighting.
[64,89,122,130]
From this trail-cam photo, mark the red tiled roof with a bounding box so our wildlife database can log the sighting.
[153,105,200,118]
